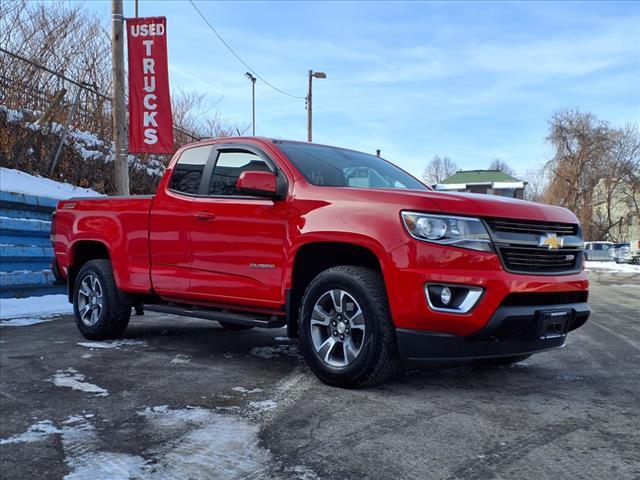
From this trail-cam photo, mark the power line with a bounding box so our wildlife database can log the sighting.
[188,0,306,100]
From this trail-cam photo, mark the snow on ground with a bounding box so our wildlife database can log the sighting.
[136,406,274,479]
[232,386,263,394]
[0,420,60,445]
[0,317,55,327]
[170,354,191,364]
[0,294,72,323]
[0,405,321,480]
[50,368,109,397]
[0,167,101,199]
[585,261,640,274]
[248,400,278,412]
[77,339,147,350]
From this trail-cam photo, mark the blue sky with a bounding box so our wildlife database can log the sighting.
[85,0,640,179]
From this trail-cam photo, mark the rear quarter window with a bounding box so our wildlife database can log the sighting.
[169,145,214,195]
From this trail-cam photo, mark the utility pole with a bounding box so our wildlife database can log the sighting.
[245,72,256,136]
[111,0,129,195]
[306,69,326,142]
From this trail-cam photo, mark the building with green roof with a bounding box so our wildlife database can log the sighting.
[434,170,526,199]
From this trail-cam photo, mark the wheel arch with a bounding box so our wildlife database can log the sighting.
[67,240,111,302]
[286,240,386,338]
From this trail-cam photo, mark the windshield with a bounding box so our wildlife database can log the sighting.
[277,141,428,190]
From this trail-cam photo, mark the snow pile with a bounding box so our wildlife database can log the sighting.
[0,294,72,322]
[0,167,101,199]
[585,261,640,274]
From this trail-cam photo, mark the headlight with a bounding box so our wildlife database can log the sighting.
[401,212,493,252]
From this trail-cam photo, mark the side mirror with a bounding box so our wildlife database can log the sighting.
[236,170,280,198]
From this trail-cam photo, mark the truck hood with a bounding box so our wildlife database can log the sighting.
[397,190,578,224]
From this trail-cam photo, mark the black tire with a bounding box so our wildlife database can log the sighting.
[219,321,254,331]
[73,259,131,340]
[473,354,531,367]
[298,266,398,388]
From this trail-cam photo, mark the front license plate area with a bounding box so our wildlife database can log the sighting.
[538,310,571,339]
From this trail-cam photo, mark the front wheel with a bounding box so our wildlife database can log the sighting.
[298,266,398,388]
[73,259,130,340]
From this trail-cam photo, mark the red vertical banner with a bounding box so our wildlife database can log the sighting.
[127,17,174,154]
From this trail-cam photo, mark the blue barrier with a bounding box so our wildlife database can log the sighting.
[0,190,65,298]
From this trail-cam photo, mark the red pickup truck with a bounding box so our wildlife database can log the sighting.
[52,138,590,387]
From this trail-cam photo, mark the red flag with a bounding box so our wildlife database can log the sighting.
[127,17,173,154]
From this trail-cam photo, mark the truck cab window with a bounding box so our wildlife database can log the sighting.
[169,145,213,195]
[209,151,270,196]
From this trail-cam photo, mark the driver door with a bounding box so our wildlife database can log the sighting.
[188,144,289,308]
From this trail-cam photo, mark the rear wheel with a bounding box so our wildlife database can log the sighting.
[73,259,130,340]
[219,321,254,331]
[298,266,398,388]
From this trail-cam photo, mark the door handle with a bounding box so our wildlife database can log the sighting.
[194,212,216,222]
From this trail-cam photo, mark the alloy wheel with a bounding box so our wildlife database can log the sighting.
[77,274,104,327]
[310,289,366,368]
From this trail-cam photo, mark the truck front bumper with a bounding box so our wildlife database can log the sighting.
[396,301,590,360]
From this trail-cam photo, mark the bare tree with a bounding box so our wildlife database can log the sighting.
[543,109,612,239]
[523,168,547,202]
[590,125,640,241]
[543,109,639,240]
[423,155,458,185]
[488,158,517,177]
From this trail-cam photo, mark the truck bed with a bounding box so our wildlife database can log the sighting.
[53,195,155,294]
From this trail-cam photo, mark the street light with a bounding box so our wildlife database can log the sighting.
[307,69,326,142]
[245,72,256,136]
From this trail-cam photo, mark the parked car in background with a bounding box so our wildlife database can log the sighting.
[609,243,631,264]
[629,239,640,265]
[584,241,614,261]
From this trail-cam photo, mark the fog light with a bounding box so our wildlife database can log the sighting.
[441,287,452,305]
[425,284,483,314]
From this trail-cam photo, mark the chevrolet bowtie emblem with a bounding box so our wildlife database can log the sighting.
[539,233,564,250]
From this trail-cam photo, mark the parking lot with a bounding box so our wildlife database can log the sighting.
[1,269,639,480]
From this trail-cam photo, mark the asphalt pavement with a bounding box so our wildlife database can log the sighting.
[1,270,639,479]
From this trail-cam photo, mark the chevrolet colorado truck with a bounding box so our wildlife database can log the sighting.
[52,138,590,387]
